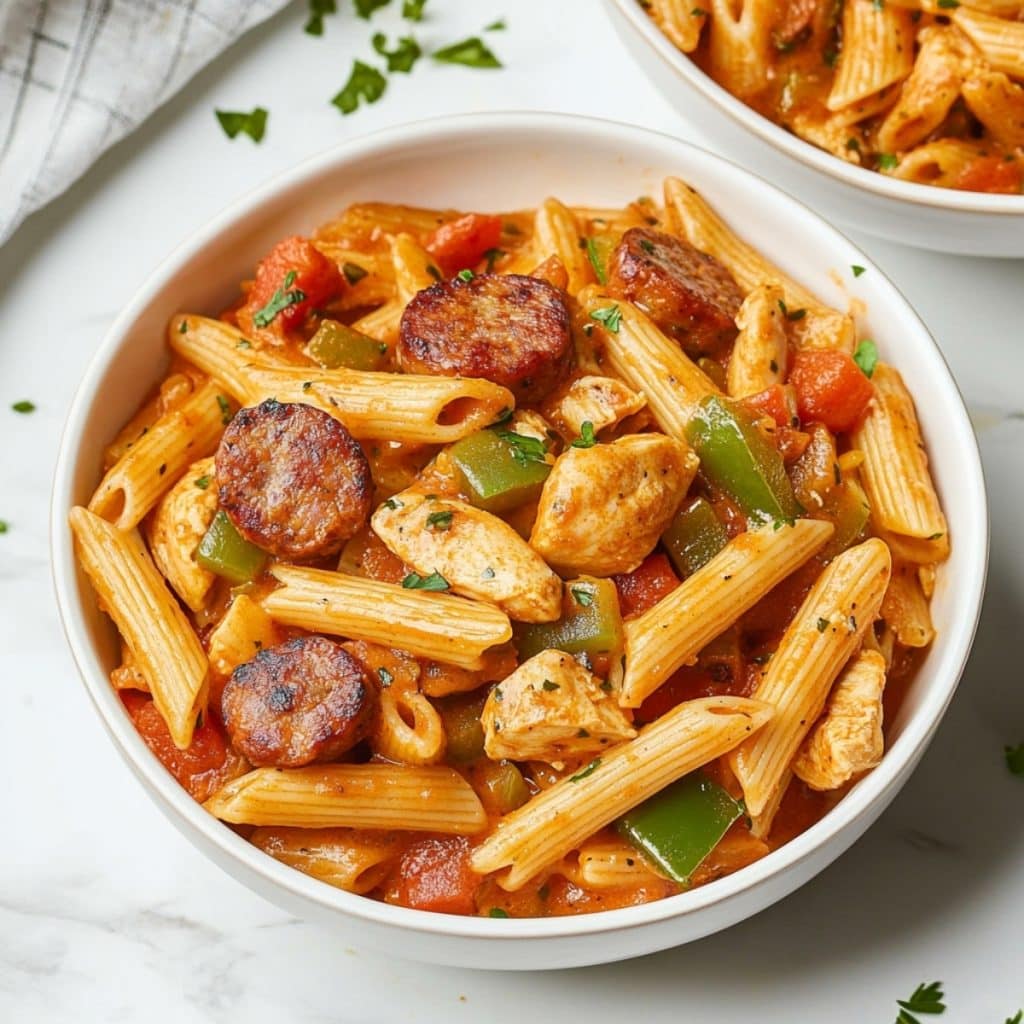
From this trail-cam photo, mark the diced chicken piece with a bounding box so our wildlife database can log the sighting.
[545,375,648,441]
[482,650,636,763]
[529,434,697,576]
[793,649,886,791]
[371,489,562,623]
[507,408,557,446]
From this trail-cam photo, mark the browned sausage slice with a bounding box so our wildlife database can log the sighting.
[221,635,377,767]
[216,399,371,560]
[605,227,743,357]
[398,273,572,403]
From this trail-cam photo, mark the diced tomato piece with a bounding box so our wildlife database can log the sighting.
[613,553,679,620]
[121,691,243,802]
[788,350,874,433]
[425,213,503,276]
[739,383,798,428]
[244,236,342,333]
[955,155,1024,195]
[392,835,480,915]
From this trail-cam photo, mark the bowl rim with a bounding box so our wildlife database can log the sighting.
[51,110,989,944]
[607,0,1024,216]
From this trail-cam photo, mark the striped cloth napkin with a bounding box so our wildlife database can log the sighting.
[0,0,289,245]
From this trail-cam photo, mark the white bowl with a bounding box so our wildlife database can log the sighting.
[51,112,988,970]
[604,0,1024,258]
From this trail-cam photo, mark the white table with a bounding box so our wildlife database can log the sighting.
[2,3,1021,1020]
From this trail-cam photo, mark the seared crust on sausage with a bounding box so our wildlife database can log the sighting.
[605,227,743,357]
[398,273,573,403]
[216,399,371,560]
[221,636,377,767]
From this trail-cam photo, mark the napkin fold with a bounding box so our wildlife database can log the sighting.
[0,0,290,245]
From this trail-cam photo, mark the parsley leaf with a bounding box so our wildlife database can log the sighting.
[1005,1012,1022,1024]
[895,981,946,1024]
[342,261,368,285]
[571,585,595,607]
[371,32,422,72]
[571,421,597,449]
[542,680,559,691]
[569,758,601,782]
[215,107,268,143]
[488,907,509,918]
[402,0,427,19]
[194,475,211,490]
[485,18,506,30]
[853,339,879,378]
[354,0,390,17]
[1006,743,1024,776]
[498,431,548,466]
[936,0,959,7]
[777,299,807,322]
[484,247,505,271]
[590,304,622,333]
[252,269,307,328]
[383,497,403,510]
[457,268,474,282]
[426,510,453,531]
[851,264,867,277]
[332,60,387,115]
[378,667,394,687]
[878,152,900,171]
[304,0,337,35]
[216,395,232,425]
[401,571,450,591]
[433,36,502,68]
[11,400,35,413]
[0,521,8,534]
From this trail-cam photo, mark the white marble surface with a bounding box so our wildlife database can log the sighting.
[2,2,1022,1020]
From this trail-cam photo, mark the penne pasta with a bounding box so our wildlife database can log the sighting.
[204,764,487,833]
[533,198,593,295]
[648,0,706,53]
[390,232,441,301]
[705,0,774,100]
[730,538,891,816]
[881,562,936,648]
[262,564,513,670]
[70,507,208,749]
[953,6,1024,81]
[575,837,667,889]
[614,519,834,708]
[962,69,1024,149]
[469,696,774,890]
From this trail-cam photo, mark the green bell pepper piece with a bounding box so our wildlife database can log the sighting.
[478,759,531,814]
[307,319,389,371]
[696,356,727,392]
[448,428,551,513]
[685,395,802,525]
[438,692,487,763]
[616,770,743,884]
[822,477,871,558]
[515,577,623,661]
[662,497,729,579]
[196,511,268,584]
[585,233,617,286]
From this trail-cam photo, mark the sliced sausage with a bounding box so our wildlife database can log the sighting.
[398,273,572,403]
[216,399,371,560]
[221,635,376,767]
[605,227,743,357]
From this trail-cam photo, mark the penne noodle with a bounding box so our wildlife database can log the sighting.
[962,69,1024,149]
[575,837,667,889]
[648,0,707,53]
[705,0,774,100]
[170,315,513,445]
[614,519,834,708]
[262,563,513,670]
[881,562,936,648]
[730,538,891,816]
[469,696,774,890]
[953,6,1024,81]
[390,233,441,301]
[204,764,487,833]
[70,507,208,749]
[533,198,593,295]
[88,379,227,530]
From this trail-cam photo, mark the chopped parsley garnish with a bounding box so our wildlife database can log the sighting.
[433,36,502,69]
[498,431,548,466]
[569,758,601,782]
[342,261,368,285]
[304,0,337,35]
[372,32,422,72]
[571,421,597,449]
[485,18,506,30]
[302,381,314,392]
[354,0,390,18]
[426,510,453,531]
[851,264,867,277]
[194,475,211,490]
[1006,1012,1022,1024]
[456,268,475,282]
[332,60,387,115]
[483,247,505,271]
[401,570,450,591]
[378,666,394,687]
[488,907,509,918]
[816,617,830,633]
[590,304,622,333]
[571,585,595,607]
[382,497,404,510]
[846,137,861,153]
[493,686,503,702]
[216,394,232,425]
[691,6,706,14]
[1006,743,1024,776]
[936,0,959,7]
[481,567,496,579]
[895,981,945,1024]
[215,107,268,143]
[878,152,900,171]
[542,680,559,691]
[777,299,807,322]
[402,0,427,19]
[0,521,8,534]
[577,728,590,738]
[853,339,879,378]
[237,339,252,349]
[252,269,307,328]
[179,320,189,333]
[872,0,884,9]
[11,400,35,413]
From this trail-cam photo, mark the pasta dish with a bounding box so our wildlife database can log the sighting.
[71,181,948,917]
